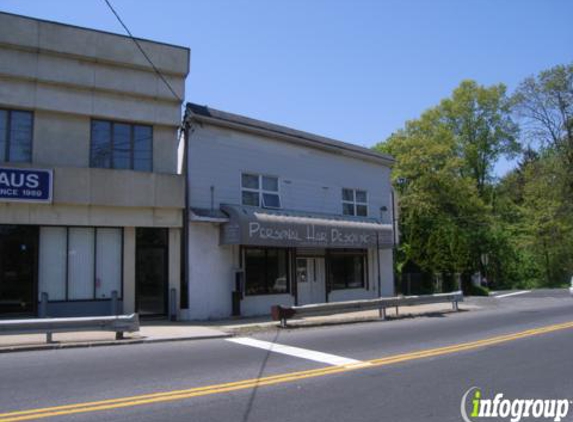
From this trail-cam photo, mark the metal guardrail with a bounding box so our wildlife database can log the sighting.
[0,314,140,343]
[271,291,464,327]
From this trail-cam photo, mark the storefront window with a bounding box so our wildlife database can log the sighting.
[328,249,367,289]
[38,227,123,301]
[68,228,95,300]
[244,247,289,295]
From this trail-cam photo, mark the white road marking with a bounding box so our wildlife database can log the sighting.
[227,337,365,367]
[494,290,532,299]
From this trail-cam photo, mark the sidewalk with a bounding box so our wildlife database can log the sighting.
[0,323,232,353]
[0,302,478,353]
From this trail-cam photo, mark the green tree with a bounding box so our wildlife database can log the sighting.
[518,152,573,286]
[441,80,520,198]
[378,72,573,291]
[512,63,573,192]
[375,98,488,284]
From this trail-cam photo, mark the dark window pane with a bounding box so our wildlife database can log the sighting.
[0,110,6,162]
[356,205,368,217]
[113,123,131,170]
[242,191,259,206]
[348,256,365,287]
[274,249,288,293]
[242,173,259,189]
[9,111,32,162]
[133,125,152,171]
[262,176,278,191]
[262,193,280,208]
[342,203,355,216]
[91,120,111,168]
[329,252,365,289]
[296,259,308,283]
[245,248,266,295]
[245,248,289,295]
[342,189,354,201]
[356,190,367,203]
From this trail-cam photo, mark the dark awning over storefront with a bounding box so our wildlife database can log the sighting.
[220,204,394,249]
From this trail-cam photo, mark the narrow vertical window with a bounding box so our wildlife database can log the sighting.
[0,109,33,163]
[0,110,7,162]
[38,227,67,301]
[67,228,95,300]
[133,126,153,171]
[95,228,122,299]
[91,120,112,168]
[112,123,131,170]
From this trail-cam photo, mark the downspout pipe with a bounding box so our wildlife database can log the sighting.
[376,231,382,298]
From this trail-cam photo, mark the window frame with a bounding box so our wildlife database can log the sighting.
[242,246,291,296]
[241,172,282,209]
[90,119,153,172]
[327,249,368,290]
[0,108,34,163]
[342,188,369,217]
[38,226,124,302]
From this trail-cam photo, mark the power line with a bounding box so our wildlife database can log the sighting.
[102,0,183,103]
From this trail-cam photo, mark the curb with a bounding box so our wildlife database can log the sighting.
[0,333,234,354]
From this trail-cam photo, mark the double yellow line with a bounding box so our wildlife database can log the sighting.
[2,320,573,422]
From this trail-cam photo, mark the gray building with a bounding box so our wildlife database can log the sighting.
[0,13,189,317]
[183,103,396,320]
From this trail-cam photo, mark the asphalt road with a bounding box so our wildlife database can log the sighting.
[1,289,572,422]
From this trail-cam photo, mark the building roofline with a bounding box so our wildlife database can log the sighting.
[0,11,190,53]
[185,103,395,167]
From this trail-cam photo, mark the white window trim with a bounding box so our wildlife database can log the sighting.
[241,172,282,209]
[342,188,368,217]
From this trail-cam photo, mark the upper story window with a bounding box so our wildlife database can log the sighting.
[241,173,281,208]
[0,109,33,163]
[342,188,368,216]
[90,120,152,172]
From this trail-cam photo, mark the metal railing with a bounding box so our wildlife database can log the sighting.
[271,291,463,327]
[0,313,140,343]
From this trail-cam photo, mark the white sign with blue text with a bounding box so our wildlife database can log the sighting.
[0,167,53,204]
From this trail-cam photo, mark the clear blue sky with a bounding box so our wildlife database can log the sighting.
[2,0,572,175]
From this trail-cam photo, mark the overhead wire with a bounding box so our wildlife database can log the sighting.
[102,0,183,103]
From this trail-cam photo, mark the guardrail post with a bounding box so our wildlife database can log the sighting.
[395,306,399,317]
[455,273,462,292]
[170,288,177,321]
[39,292,48,318]
[110,290,119,316]
[453,300,459,312]
[379,307,386,320]
[39,292,53,342]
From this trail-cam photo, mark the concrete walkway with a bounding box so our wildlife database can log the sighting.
[0,323,232,353]
[0,302,478,353]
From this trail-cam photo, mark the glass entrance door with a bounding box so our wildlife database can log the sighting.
[135,228,168,317]
[0,226,38,316]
